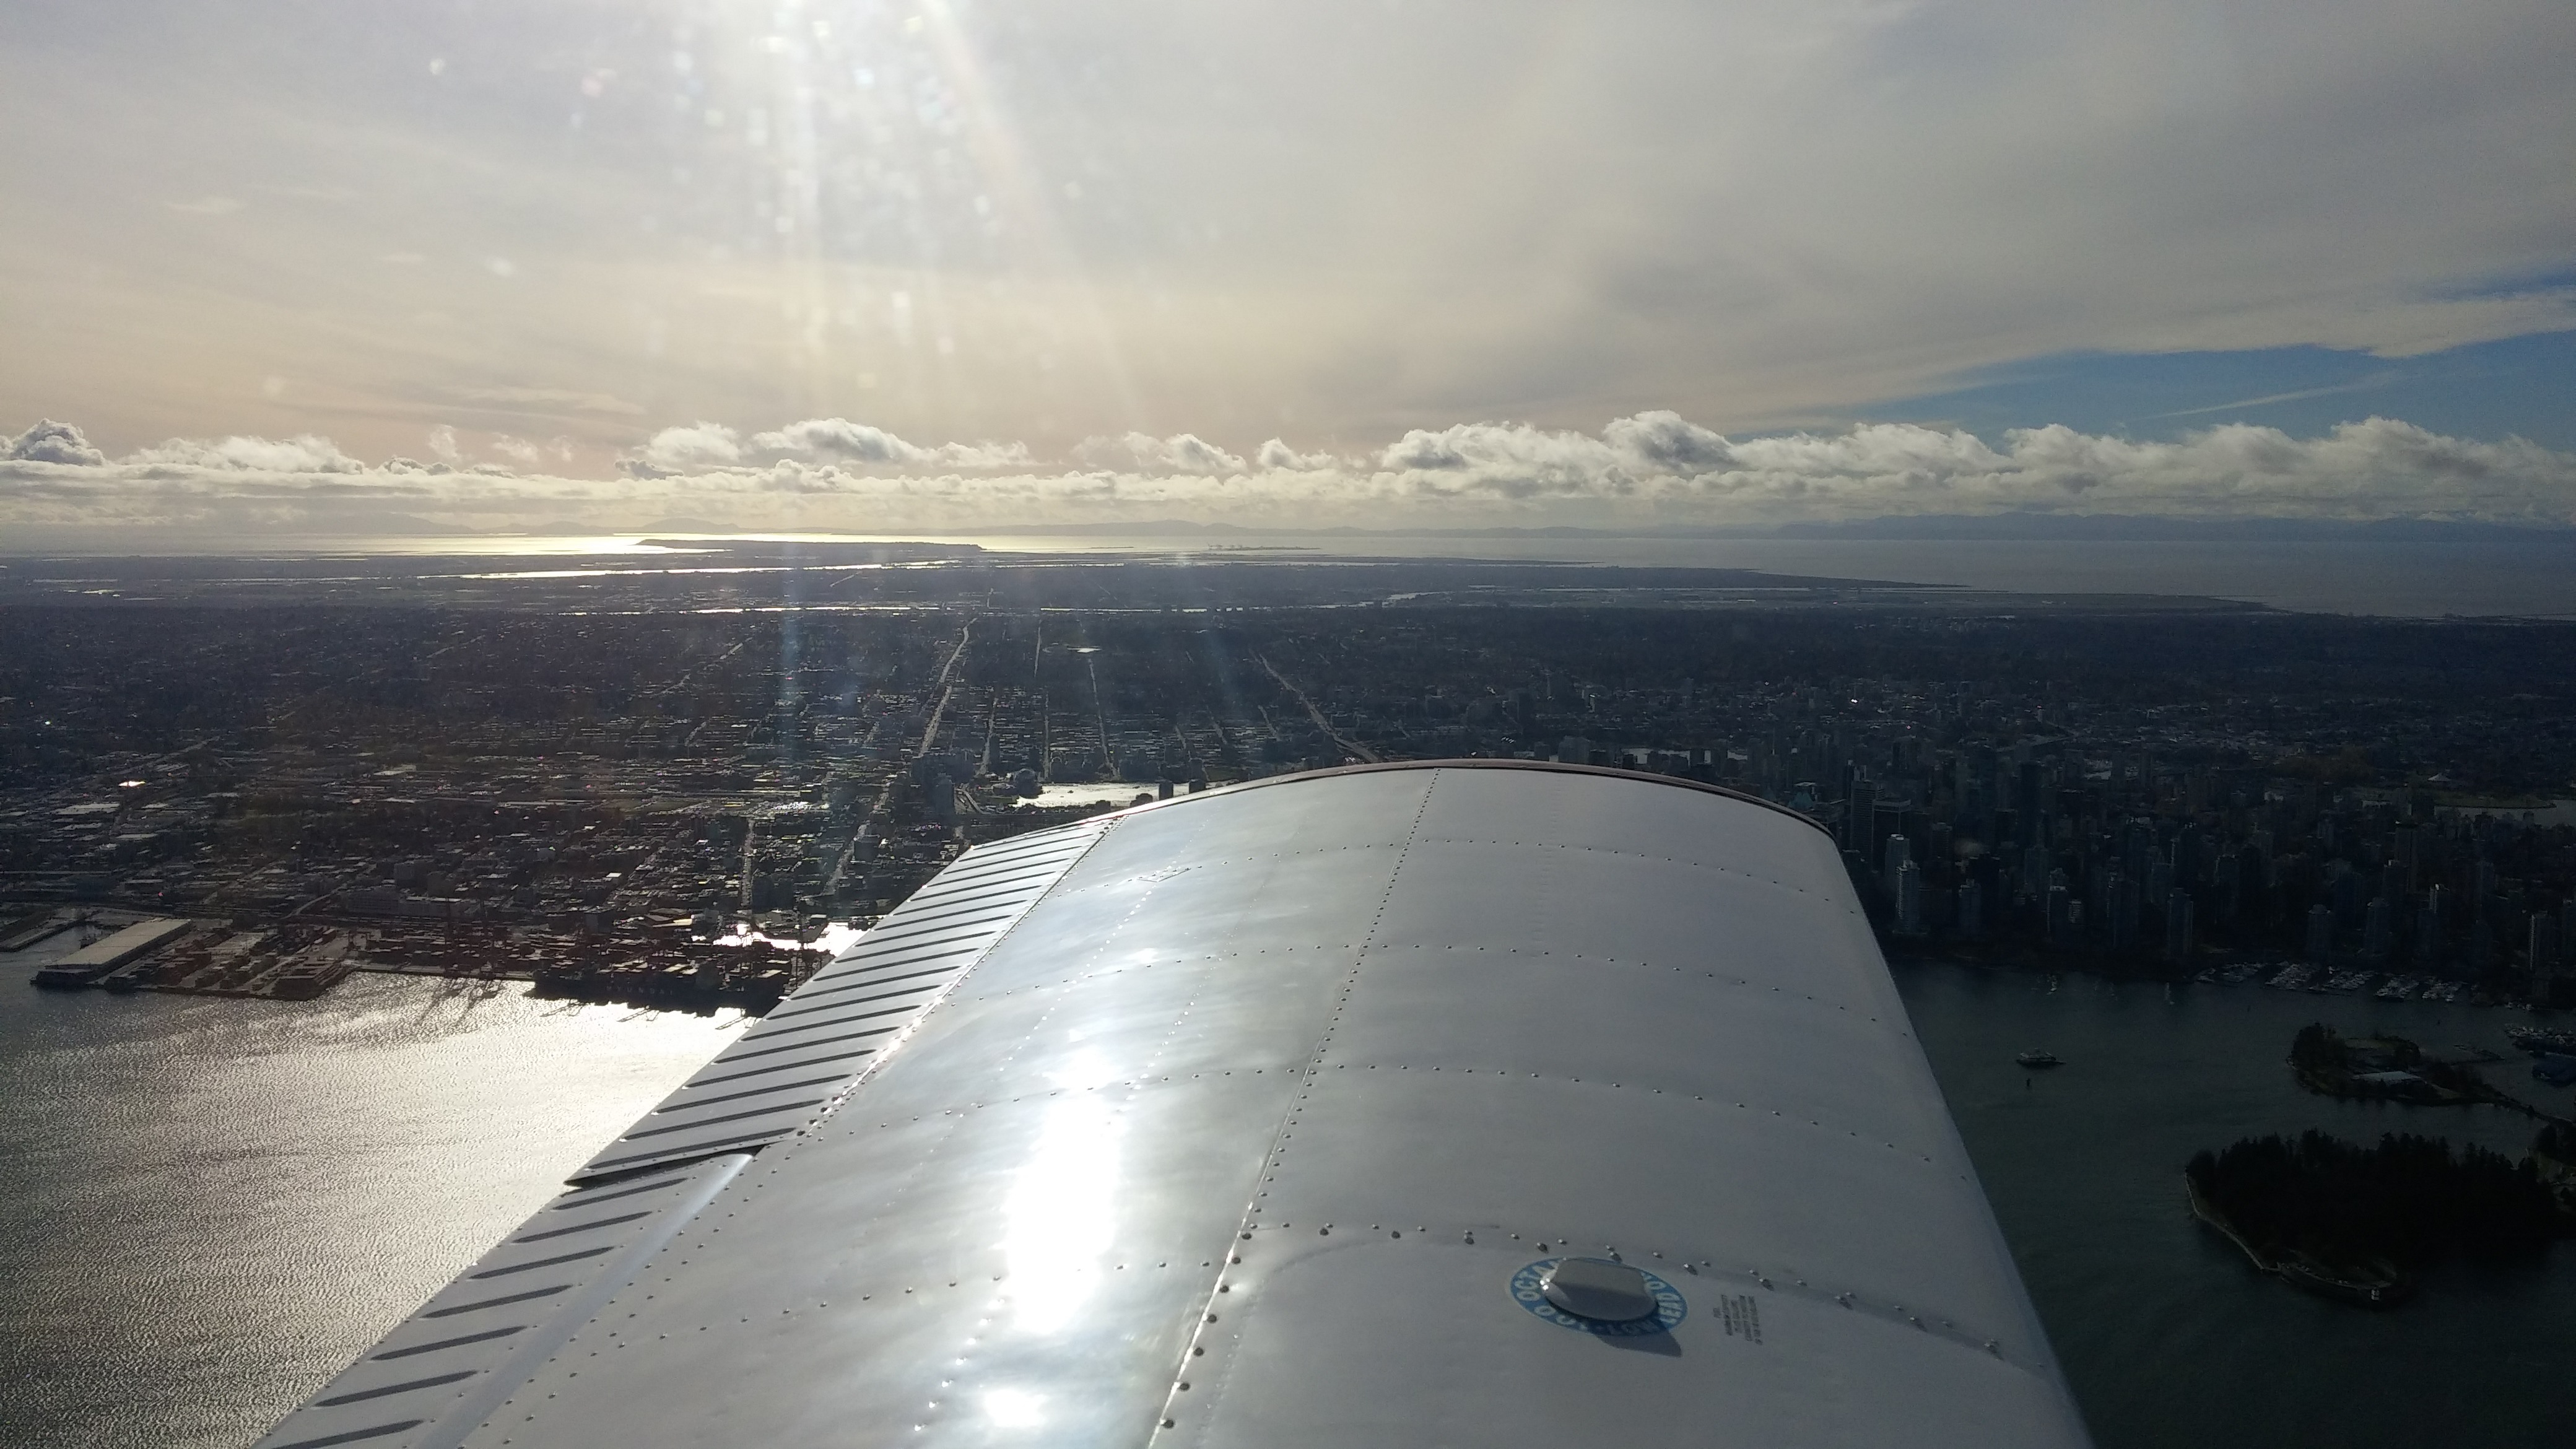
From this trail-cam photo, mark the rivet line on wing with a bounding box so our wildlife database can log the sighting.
[1155,769,1443,1440]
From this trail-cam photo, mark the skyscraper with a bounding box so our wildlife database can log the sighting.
[2364,897,2393,965]
[2165,890,2196,965]
[2045,881,2077,947]
[2171,822,2202,887]
[2536,913,2564,1007]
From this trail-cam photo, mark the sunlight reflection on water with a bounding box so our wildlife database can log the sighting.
[0,974,739,1449]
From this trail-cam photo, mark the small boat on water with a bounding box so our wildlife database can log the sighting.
[2015,1050,2064,1069]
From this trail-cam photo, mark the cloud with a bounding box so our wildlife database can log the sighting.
[1375,414,1730,497]
[752,418,1033,471]
[754,418,915,464]
[124,432,363,473]
[490,435,546,466]
[1256,438,1341,471]
[1346,414,2576,523]
[6,413,2572,537]
[6,419,107,467]
[626,418,1032,476]
[622,421,742,475]
[1604,412,1737,470]
[1074,433,1247,475]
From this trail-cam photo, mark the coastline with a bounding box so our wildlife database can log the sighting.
[2185,1170,2417,1309]
[2184,1172,2276,1274]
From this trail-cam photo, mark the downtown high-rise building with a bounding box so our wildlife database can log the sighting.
[2165,889,2196,965]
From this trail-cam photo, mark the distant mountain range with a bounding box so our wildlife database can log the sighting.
[983,515,2576,543]
[1760,514,2576,542]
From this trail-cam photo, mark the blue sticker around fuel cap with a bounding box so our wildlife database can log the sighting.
[1510,1258,1687,1336]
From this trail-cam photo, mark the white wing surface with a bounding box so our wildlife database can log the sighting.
[256,762,2092,1449]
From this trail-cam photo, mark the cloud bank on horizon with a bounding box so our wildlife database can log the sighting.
[7,412,2572,539]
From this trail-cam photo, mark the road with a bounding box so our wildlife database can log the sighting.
[1258,655,1380,764]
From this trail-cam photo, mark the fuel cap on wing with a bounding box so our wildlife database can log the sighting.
[1538,1257,1660,1323]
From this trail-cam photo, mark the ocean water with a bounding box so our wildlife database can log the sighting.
[541,533,2576,618]
[4,954,2572,1448]
[956,534,2576,618]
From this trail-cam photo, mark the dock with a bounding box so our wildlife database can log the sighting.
[32,917,196,987]
[25,912,833,1012]
[0,909,78,953]
[29,918,365,1000]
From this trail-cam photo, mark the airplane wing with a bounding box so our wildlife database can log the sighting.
[255,761,2092,1449]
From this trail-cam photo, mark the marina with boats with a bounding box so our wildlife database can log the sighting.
[2191,959,2517,1005]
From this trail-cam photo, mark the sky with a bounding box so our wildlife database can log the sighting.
[3,0,2574,541]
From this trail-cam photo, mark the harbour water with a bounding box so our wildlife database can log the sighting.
[0,972,744,1449]
[3,958,2572,1447]
[1895,960,2576,1448]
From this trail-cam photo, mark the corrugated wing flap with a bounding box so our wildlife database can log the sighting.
[252,1153,750,1449]
[565,818,1109,1181]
